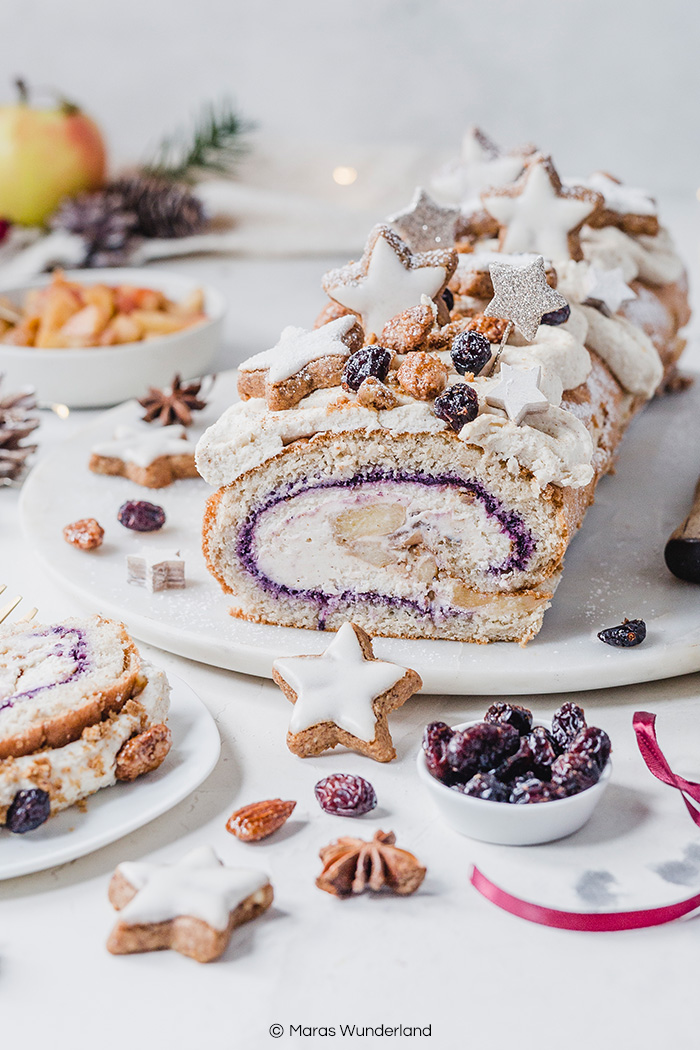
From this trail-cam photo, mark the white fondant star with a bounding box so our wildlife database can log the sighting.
[239,315,357,383]
[486,363,549,425]
[117,847,269,930]
[485,255,568,341]
[432,127,527,206]
[91,424,195,468]
[388,188,460,251]
[322,224,454,339]
[583,264,637,315]
[273,622,407,742]
[566,172,656,218]
[482,155,600,261]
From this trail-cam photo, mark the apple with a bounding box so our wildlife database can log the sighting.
[0,79,107,225]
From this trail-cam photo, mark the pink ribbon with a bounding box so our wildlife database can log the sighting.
[470,866,700,931]
[469,711,700,930]
[633,710,700,826]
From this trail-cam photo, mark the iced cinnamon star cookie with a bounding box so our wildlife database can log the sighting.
[107,846,273,963]
[322,224,457,339]
[272,622,422,762]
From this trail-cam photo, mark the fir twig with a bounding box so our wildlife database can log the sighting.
[144,99,254,184]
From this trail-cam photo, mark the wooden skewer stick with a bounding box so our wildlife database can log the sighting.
[665,478,700,582]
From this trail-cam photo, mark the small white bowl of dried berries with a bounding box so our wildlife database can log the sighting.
[417,702,612,845]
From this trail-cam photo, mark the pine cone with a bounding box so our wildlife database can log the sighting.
[110,175,207,239]
[51,174,207,268]
[0,377,39,485]
[51,189,140,267]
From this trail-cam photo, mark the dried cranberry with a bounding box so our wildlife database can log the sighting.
[117,500,166,532]
[569,726,611,773]
[527,726,558,770]
[433,383,479,432]
[484,702,533,736]
[460,772,509,802]
[342,346,392,392]
[447,721,519,781]
[541,303,571,326]
[422,721,455,783]
[450,330,491,377]
[550,753,599,795]
[314,774,377,817]
[442,287,455,313]
[550,702,587,751]
[510,777,555,804]
[598,618,646,647]
[6,788,50,833]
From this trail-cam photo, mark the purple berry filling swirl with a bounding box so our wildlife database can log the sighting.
[235,469,535,619]
[0,625,89,712]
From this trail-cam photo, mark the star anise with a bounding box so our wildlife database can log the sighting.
[138,373,212,426]
[316,829,426,898]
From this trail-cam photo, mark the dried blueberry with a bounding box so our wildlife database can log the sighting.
[6,788,51,833]
[433,383,479,432]
[527,726,558,770]
[484,702,533,736]
[422,721,455,783]
[442,287,454,313]
[450,330,491,377]
[446,721,519,781]
[460,771,509,802]
[569,726,612,773]
[550,753,599,795]
[550,702,587,751]
[541,303,571,326]
[598,618,646,648]
[342,346,392,392]
[510,776,554,804]
[117,500,166,532]
[314,773,377,817]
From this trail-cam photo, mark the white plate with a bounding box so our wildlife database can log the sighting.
[0,268,225,408]
[19,370,700,695]
[0,672,220,879]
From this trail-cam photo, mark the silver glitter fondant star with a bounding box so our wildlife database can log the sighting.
[485,255,568,341]
[584,264,637,315]
[486,363,549,425]
[388,188,460,252]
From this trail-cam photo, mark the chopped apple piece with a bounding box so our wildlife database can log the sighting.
[333,503,406,541]
[59,303,110,347]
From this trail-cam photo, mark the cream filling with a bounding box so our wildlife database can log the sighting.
[251,481,515,603]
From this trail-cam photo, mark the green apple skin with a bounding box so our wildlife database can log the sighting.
[0,104,107,225]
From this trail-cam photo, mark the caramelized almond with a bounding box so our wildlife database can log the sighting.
[226,798,296,841]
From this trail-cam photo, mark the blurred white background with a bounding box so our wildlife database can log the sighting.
[7,0,699,190]
[5,0,699,361]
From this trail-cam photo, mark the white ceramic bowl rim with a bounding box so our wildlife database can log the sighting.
[417,717,612,809]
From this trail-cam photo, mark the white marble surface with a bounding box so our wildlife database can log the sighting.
[2,207,700,1048]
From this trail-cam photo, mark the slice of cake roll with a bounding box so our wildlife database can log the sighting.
[196,153,690,645]
[0,617,171,830]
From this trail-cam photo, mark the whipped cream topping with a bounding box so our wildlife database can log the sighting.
[581,225,683,287]
[197,202,685,494]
